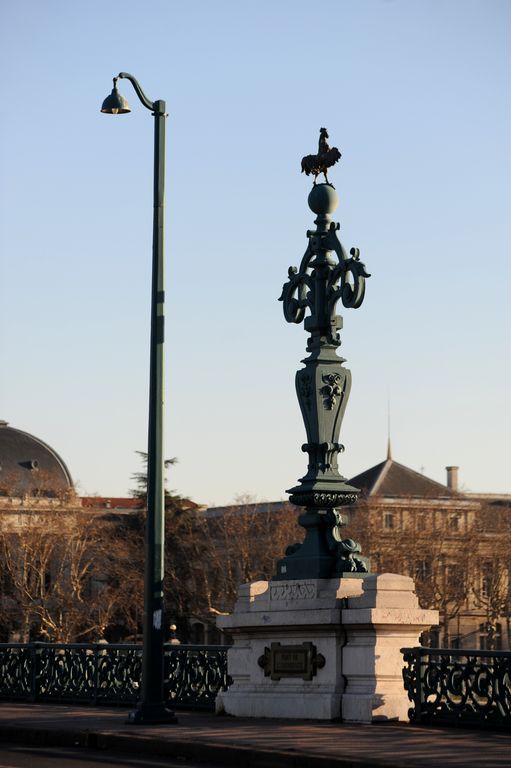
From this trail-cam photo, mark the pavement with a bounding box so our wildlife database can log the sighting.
[0,703,509,768]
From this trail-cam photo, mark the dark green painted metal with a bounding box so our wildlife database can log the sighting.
[100,79,131,114]
[276,178,371,580]
[101,73,175,725]
[401,646,511,729]
[0,643,230,711]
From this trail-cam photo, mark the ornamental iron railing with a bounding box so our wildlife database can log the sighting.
[402,646,511,728]
[0,643,230,711]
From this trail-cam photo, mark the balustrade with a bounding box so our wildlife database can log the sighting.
[0,643,230,711]
[3,642,510,725]
[402,646,511,728]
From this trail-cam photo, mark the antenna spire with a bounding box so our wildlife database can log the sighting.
[387,398,392,460]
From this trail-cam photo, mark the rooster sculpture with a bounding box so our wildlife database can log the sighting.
[301,128,341,185]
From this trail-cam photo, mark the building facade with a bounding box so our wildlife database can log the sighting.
[1,421,509,649]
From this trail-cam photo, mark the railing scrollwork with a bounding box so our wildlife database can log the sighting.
[402,646,511,729]
[0,642,230,711]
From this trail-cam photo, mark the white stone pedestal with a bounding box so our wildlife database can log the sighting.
[216,573,437,723]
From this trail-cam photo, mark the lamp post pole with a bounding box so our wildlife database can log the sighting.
[101,73,176,724]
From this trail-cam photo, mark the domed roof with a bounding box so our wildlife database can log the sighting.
[0,421,73,497]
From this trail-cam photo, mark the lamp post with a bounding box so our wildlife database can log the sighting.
[101,73,176,724]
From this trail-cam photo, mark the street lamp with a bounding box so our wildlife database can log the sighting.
[101,72,176,724]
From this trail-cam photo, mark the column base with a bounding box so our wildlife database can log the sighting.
[217,690,342,720]
[216,574,438,723]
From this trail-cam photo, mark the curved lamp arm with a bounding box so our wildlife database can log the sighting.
[117,72,164,114]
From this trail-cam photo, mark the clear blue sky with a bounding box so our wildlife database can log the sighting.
[1,0,510,504]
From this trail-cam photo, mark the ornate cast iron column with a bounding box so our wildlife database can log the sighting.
[276,131,370,580]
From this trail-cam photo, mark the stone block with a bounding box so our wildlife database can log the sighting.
[216,574,438,723]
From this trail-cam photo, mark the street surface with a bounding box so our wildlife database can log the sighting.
[1,702,510,768]
[0,744,219,768]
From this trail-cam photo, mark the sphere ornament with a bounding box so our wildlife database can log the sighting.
[308,183,339,215]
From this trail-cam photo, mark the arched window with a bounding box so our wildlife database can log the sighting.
[191,622,205,645]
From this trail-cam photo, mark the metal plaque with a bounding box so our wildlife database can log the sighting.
[258,641,325,681]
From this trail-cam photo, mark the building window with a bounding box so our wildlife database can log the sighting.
[479,622,502,650]
[449,515,460,531]
[417,515,426,531]
[191,623,205,644]
[482,562,493,598]
[415,559,431,582]
[445,565,457,588]
[384,513,394,530]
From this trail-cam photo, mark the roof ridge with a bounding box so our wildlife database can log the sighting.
[389,459,452,492]
[371,458,393,495]
[349,457,458,498]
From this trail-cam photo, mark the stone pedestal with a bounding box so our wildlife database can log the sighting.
[216,573,437,723]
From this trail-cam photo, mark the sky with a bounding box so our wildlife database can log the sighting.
[1,0,510,505]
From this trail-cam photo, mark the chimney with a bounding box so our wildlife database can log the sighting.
[446,466,459,491]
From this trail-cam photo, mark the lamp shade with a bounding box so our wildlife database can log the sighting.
[101,85,130,114]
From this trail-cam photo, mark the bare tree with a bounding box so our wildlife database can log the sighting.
[342,498,477,646]
[469,503,511,650]
[162,500,302,640]
[0,506,143,642]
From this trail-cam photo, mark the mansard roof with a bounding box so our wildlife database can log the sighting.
[348,458,457,498]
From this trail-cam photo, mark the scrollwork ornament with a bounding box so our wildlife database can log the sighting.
[341,248,370,309]
[0,643,230,711]
[401,647,511,726]
[279,226,370,331]
[279,244,314,324]
[326,234,371,313]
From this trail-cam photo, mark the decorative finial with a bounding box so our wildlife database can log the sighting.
[301,128,342,186]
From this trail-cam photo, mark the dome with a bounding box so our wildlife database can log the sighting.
[0,421,73,497]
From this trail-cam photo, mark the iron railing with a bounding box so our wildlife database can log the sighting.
[401,646,511,728]
[0,643,230,711]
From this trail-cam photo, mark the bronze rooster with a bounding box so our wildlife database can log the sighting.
[301,128,341,185]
